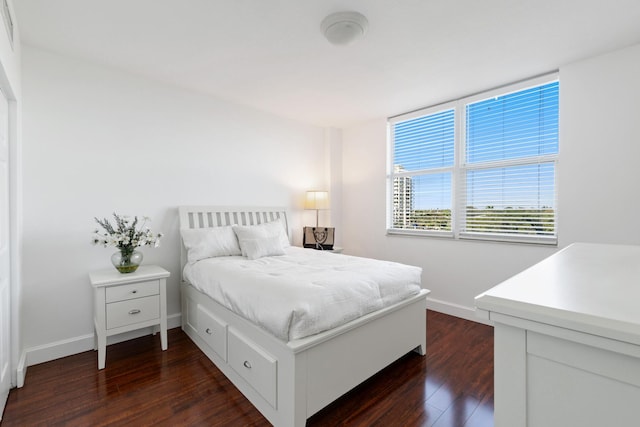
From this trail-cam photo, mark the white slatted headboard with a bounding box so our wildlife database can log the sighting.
[178,206,290,277]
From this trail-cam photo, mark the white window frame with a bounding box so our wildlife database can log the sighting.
[387,73,559,245]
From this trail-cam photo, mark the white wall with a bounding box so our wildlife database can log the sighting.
[559,43,640,246]
[20,46,327,363]
[341,42,640,320]
[324,127,343,246]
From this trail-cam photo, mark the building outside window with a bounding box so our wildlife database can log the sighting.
[392,165,414,228]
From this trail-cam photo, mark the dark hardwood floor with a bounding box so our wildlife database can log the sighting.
[1,311,493,426]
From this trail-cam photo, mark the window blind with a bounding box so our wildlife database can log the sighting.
[393,109,455,171]
[466,83,559,163]
[391,108,455,232]
[459,82,559,242]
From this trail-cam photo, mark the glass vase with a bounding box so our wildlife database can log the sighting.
[111,249,143,274]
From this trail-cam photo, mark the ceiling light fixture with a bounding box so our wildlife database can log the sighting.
[321,11,368,46]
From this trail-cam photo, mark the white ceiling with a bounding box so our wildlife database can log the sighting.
[15,0,640,128]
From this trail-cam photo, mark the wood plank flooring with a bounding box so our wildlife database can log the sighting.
[1,311,493,426]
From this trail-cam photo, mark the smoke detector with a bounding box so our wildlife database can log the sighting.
[321,11,368,46]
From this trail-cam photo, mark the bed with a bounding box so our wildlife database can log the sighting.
[179,206,429,427]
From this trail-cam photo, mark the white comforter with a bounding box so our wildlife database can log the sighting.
[183,247,422,341]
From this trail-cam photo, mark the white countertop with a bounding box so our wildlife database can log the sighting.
[475,242,640,345]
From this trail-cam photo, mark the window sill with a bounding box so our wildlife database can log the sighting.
[386,229,454,239]
[387,228,557,246]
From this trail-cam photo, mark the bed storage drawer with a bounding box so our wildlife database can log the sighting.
[197,305,228,361]
[228,329,277,408]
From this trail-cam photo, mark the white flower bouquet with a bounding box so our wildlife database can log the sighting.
[92,213,162,273]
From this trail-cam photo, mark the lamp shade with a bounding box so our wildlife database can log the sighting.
[304,191,329,210]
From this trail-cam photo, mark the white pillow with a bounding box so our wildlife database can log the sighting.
[241,235,286,260]
[233,219,290,257]
[181,226,242,263]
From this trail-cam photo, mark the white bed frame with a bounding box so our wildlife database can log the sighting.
[179,206,429,427]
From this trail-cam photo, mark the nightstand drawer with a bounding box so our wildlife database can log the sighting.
[105,280,159,303]
[197,305,228,362]
[106,295,160,329]
[228,329,277,408]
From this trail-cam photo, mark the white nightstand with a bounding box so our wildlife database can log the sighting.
[89,265,170,369]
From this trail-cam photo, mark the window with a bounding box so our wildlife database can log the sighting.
[388,75,559,245]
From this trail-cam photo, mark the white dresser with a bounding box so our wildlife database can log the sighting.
[89,265,170,369]
[475,243,640,427]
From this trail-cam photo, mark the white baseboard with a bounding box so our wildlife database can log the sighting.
[17,313,182,387]
[426,297,493,326]
[16,350,26,388]
[25,332,96,367]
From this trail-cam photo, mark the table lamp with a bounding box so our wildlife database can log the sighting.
[304,190,329,227]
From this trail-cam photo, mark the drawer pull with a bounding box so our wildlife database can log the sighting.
[205,328,212,335]
[243,360,252,369]
[132,290,138,294]
[129,309,141,315]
